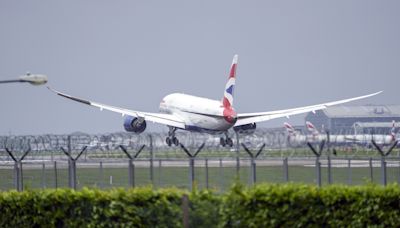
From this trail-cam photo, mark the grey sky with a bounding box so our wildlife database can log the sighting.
[0,1,398,135]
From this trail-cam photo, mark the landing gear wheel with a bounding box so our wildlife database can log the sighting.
[226,138,233,147]
[172,137,179,146]
[220,137,226,147]
[167,127,179,147]
[166,137,172,147]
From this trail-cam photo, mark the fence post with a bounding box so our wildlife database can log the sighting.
[70,158,76,189]
[99,161,104,188]
[241,143,265,186]
[182,194,189,228]
[20,162,24,191]
[235,131,240,178]
[205,158,209,189]
[306,141,324,187]
[327,156,332,184]
[371,140,398,186]
[14,162,20,191]
[179,143,205,191]
[219,158,223,191]
[398,159,400,184]
[381,157,387,186]
[189,158,194,190]
[6,147,30,191]
[158,160,162,187]
[316,157,321,187]
[61,146,87,190]
[54,161,58,189]
[149,135,154,185]
[369,157,373,182]
[128,159,134,187]
[67,135,73,189]
[347,158,352,185]
[283,157,289,182]
[41,163,46,188]
[71,160,77,189]
[253,158,257,184]
[119,145,145,188]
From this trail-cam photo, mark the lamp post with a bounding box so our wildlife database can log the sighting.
[0,72,48,85]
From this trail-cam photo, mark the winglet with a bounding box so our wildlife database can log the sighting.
[47,86,63,95]
[47,86,56,93]
[47,86,91,105]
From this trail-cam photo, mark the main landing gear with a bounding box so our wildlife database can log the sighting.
[220,132,234,147]
[166,127,179,147]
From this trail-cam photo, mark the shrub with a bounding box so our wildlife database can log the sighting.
[220,183,400,227]
[0,184,399,227]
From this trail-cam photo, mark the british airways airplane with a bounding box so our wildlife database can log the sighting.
[284,121,398,146]
[48,55,381,147]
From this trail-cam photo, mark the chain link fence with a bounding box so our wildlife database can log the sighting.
[0,129,399,191]
[1,156,400,192]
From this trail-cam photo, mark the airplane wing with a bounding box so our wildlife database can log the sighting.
[235,91,382,127]
[47,87,186,129]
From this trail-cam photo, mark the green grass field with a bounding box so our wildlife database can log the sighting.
[1,162,399,191]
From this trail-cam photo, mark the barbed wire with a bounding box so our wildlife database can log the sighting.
[0,128,388,159]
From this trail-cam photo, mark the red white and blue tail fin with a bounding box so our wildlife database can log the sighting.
[223,54,238,108]
[284,122,296,136]
[306,121,319,136]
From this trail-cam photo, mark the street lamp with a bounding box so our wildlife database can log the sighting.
[0,72,48,85]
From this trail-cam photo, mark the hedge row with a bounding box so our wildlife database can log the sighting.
[0,184,400,227]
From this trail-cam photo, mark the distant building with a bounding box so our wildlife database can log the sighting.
[305,105,400,134]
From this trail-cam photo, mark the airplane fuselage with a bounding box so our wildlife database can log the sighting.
[288,134,395,146]
[159,93,237,133]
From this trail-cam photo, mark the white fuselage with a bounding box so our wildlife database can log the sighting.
[159,93,235,132]
[288,134,395,146]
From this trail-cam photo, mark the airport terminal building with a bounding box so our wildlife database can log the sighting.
[305,105,400,134]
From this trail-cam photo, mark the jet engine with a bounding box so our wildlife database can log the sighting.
[233,123,257,133]
[123,116,147,133]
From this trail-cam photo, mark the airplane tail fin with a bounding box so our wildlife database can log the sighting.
[306,121,319,136]
[284,122,296,136]
[222,54,238,108]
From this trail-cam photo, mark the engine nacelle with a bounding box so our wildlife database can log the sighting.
[233,123,257,133]
[123,116,147,133]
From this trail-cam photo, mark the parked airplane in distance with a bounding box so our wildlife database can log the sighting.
[343,120,398,146]
[48,55,382,147]
[285,121,398,147]
[284,121,330,145]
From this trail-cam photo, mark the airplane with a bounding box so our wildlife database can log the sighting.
[284,122,325,146]
[344,120,398,146]
[48,55,382,147]
[0,72,48,85]
[285,120,398,147]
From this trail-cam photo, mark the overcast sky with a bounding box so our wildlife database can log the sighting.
[0,1,399,135]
